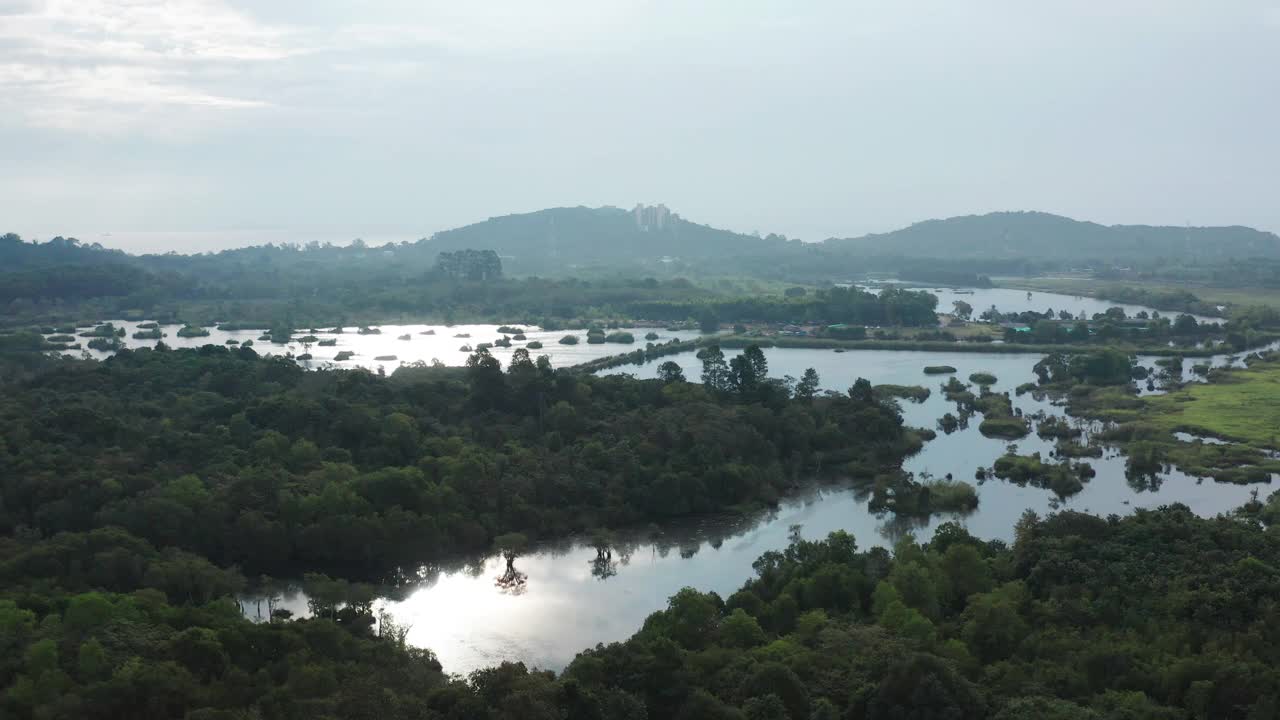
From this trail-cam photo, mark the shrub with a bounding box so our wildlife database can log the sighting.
[87,337,124,351]
[925,479,980,511]
[876,385,931,403]
[978,417,1030,439]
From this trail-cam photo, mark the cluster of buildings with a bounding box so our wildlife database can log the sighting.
[632,204,677,232]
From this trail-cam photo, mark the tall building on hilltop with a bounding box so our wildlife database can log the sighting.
[632,204,677,231]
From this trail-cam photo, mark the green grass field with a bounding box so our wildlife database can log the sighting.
[1065,359,1280,481]
[1145,363,1280,448]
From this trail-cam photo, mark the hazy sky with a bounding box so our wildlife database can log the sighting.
[2,1,1278,252]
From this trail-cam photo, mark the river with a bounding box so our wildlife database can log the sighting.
[917,285,1222,324]
[42,321,703,370]
[47,284,1220,370]
[57,288,1249,673]
[243,340,1265,676]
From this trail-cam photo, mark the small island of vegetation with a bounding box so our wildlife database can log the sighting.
[176,325,210,338]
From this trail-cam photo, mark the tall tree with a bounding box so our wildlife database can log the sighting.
[795,368,820,400]
[698,346,729,393]
[657,361,686,383]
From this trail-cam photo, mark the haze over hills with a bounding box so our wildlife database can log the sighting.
[6,208,1280,284]
[428,206,1280,274]
[426,205,789,273]
[828,211,1280,263]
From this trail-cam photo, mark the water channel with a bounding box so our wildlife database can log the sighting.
[246,342,1263,676]
[43,321,703,370]
[55,289,1258,675]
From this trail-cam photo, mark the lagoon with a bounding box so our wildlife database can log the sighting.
[44,321,703,370]
[245,342,1262,675]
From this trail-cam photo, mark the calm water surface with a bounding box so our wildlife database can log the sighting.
[46,321,702,370]
[870,285,1222,325]
[246,342,1264,675]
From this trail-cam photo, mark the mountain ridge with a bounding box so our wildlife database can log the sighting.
[6,208,1280,272]
[826,210,1280,262]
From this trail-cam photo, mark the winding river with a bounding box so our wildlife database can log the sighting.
[244,342,1263,676]
[911,285,1223,325]
[63,288,1253,675]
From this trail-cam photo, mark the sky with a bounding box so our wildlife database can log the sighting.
[1,0,1278,253]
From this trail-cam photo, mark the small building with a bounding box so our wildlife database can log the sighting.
[825,324,867,339]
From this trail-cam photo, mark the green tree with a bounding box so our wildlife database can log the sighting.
[25,638,59,678]
[466,348,507,408]
[699,307,721,334]
[939,544,993,608]
[743,694,788,720]
[1173,313,1200,335]
[867,654,985,720]
[717,608,766,648]
[960,590,1028,662]
[63,592,115,635]
[809,698,840,720]
[589,529,615,560]
[654,587,721,650]
[992,697,1099,719]
[699,345,730,393]
[889,561,940,620]
[728,345,770,396]
[167,627,229,680]
[795,368,820,401]
[494,532,529,574]
[76,639,110,682]
[742,662,809,720]
[676,690,742,720]
[657,361,686,383]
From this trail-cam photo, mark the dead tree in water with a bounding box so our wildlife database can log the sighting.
[494,532,529,591]
[589,529,615,561]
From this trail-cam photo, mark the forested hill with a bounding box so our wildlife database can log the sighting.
[1,207,792,284]
[426,206,790,273]
[827,211,1280,263]
[0,233,128,269]
[8,209,1280,298]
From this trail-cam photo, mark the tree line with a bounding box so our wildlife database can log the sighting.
[5,500,1278,718]
[628,286,940,329]
[0,345,912,582]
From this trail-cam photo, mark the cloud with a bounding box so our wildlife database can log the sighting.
[0,0,37,14]
[0,0,656,134]
[0,0,297,133]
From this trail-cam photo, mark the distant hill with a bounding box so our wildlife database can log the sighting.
[426,208,1280,275]
[0,233,128,269]
[827,211,1280,263]
[6,209,1280,288]
[426,205,786,273]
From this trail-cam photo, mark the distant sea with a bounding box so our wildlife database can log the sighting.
[34,230,427,255]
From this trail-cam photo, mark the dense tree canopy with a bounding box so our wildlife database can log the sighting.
[5,498,1278,719]
[0,345,910,581]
